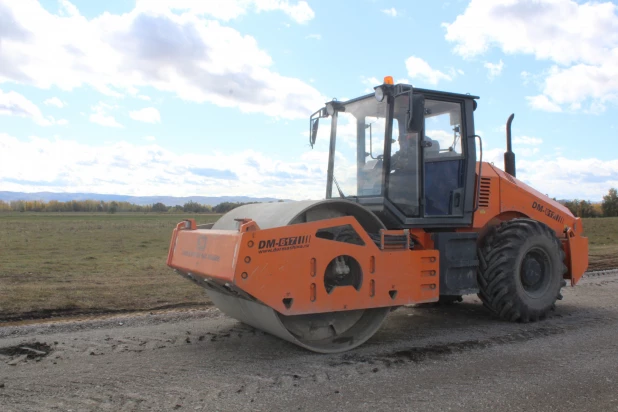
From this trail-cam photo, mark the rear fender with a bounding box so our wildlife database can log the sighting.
[562,226,589,286]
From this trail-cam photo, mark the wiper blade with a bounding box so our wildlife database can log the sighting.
[333,176,345,198]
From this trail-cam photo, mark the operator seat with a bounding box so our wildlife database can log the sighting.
[424,138,463,216]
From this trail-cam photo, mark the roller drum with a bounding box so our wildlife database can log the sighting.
[208,199,391,353]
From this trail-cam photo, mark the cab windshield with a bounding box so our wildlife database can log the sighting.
[329,96,388,198]
[328,94,411,198]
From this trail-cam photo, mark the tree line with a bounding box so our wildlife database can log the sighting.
[0,199,268,214]
[558,188,618,218]
[1,188,616,218]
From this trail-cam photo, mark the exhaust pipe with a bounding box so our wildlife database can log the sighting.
[504,113,516,177]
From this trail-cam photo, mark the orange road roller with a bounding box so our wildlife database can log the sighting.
[166,78,589,353]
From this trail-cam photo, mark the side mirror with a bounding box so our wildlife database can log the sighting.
[407,93,425,133]
[310,117,319,147]
[309,107,330,148]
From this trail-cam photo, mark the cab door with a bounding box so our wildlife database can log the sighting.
[422,99,466,217]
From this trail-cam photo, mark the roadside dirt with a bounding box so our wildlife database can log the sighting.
[1,270,618,412]
[0,302,211,324]
[588,253,618,271]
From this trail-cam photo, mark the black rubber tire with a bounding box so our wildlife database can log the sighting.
[477,218,567,322]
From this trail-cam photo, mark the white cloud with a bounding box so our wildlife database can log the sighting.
[270,1,314,23]
[516,157,618,201]
[447,67,465,77]
[0,89,45,123]
[1,132,614,201]
[0,1,324,120]
[517,147,540,157]
[405,56,452,85]
[381,8,398,17]
[89,102,123,128]
[58,0,79,17]
[526,95,562,113]
[360,76,380,86]
[130,107,161,123]
[0,133,327,200]
[443,0,618,111]
[443,0,617,64]
[144,135,156,141]
[0,89,66,126]
[513,136,543,145]
[540,64,618,112]
[360,76,380,92]
[472,145,618,201]
[135,0,315,24]
[44,97,65,108]
[484,59,504,79]
[520,70,535,86]
[305,34,321,40]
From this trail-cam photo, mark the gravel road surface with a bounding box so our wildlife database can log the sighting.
[1,271,618,411]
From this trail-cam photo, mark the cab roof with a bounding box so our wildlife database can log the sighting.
[335,84,479,106]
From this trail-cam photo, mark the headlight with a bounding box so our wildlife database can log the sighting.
[326,103,335,116]
[374,86,385,102]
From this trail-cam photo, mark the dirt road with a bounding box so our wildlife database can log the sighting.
[1,271,618,412]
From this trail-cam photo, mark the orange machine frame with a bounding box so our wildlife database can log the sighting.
[167,163,589,316]
[466,162,589,285]
[168,216,440,315]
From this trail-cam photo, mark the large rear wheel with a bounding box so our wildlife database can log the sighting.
[477,219,567,322]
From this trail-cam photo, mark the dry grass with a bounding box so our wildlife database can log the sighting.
[0,213,615,321]
[0,213,220,320]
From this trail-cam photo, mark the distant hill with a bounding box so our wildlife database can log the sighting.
[0,191,290,206]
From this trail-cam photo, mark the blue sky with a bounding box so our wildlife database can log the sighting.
[0,0,617,201]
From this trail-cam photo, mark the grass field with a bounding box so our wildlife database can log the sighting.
[0,213,220,321]
[580,217,618,271]
[0,213,615,321]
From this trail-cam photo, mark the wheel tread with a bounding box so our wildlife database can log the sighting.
[477,218,567,322]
